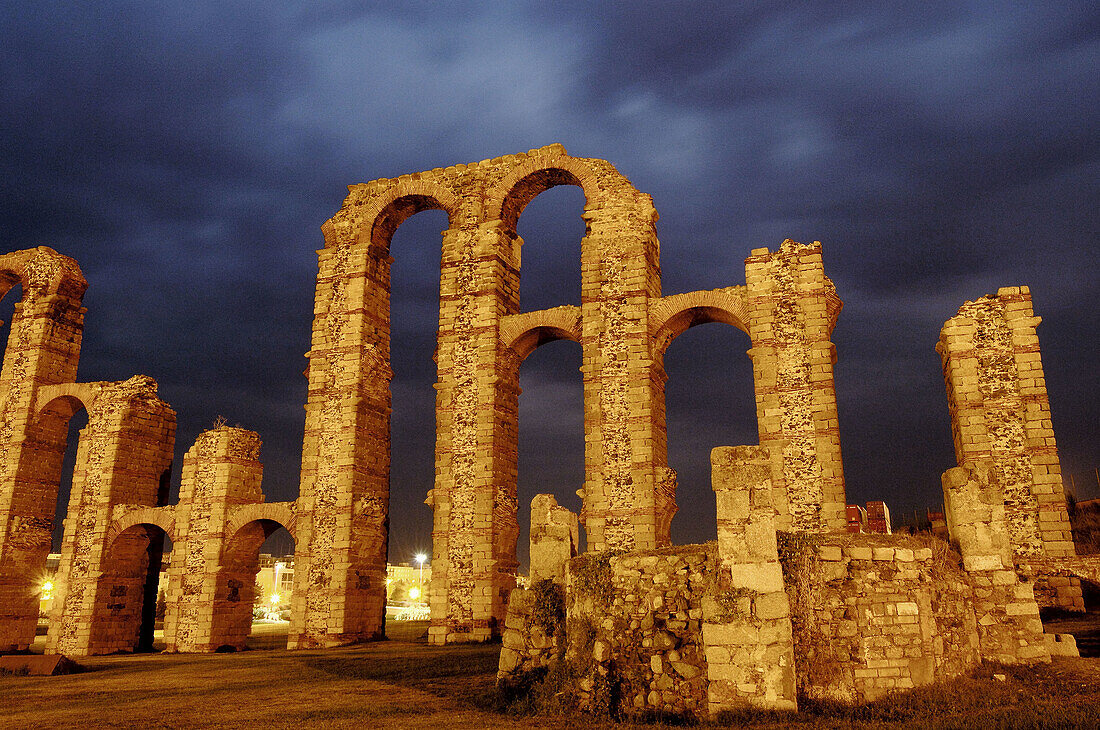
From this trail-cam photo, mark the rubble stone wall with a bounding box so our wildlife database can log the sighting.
[783,534,981,703]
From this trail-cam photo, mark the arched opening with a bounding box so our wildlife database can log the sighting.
[219,519,296,652]
[500,167,587,237]
[94,523,172,653]
[514,183,586,312]
[506,176,587,577]
[387,206,449,570]
[661,321,756,546]
[23,393,89,652]
[517,338,585,571]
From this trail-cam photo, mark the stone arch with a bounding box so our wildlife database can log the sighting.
[500,305,582,362]
[224,502,297,549]
[34,383,100,419]
[107,507,176,548]
[322,179,462,252]
[0,246,87,302]
[92,520,171,654]
[485,154,608,235]
[365,181,462,254]
[213,510,298,651]
[650,288,751,355]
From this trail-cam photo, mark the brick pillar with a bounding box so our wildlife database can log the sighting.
[46,376,176,656]
[0,248,87,651]
[705,444,797,713]
[941,464,1049,664]
[579,191,667,552]
[744,240,846,532]
[164,427,263,653]
[938,287,1074,561]
[292,235,391,648]
[429,222,520,644]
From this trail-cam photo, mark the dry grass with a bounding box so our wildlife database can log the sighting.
[5,620,1100,729]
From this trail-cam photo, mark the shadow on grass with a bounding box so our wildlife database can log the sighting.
[301,642,501,704]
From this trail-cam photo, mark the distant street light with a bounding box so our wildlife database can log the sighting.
[415,553,427,606]
[273,561,283,601]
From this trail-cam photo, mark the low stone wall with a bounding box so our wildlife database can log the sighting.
[498,581,563,677]
[567,545,713,717]
[782,533,981,702]
[499,457,1073,720]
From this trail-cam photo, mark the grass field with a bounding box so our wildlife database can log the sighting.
[5,620,1100,729]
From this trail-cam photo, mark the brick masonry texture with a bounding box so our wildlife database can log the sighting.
[939,287,1082,610]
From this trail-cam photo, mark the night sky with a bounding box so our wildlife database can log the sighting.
[2,2,1097,567]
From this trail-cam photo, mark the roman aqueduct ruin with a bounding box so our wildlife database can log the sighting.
[0,145,1095,716]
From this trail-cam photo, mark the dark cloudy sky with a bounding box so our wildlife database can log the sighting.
[2,2,1097,566]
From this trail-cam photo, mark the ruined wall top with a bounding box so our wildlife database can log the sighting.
[320,144,658,249]
[0,246,87,302]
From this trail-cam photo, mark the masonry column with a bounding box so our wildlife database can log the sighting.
[704,444,798,713]
[164,427,263,653]
[938,287,1074,562]
[0,247,86,652]
[941,463,1049,664]
[292,236,391,648]
[579,190,668,552]
[744,240,846,532]
[429,222,520,644]
[46,376,176,656]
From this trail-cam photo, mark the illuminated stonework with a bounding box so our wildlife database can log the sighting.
[0,147,1086,667]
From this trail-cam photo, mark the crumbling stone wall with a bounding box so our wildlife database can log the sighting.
[941,463,1050,663]
[564,546,715,718]
[783,534,981,703]
[529,494,578,585]
[499,441,1066,719]
[707,445,797,712]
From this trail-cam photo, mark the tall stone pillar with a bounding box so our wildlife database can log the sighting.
[429,222,520,644]
[941,463,1049,664]
[46,376,176,656]
[938,287,1073,560]
[744,240,846,532]
[579,191,667,552]
[291,237,391,648]
[0,247,86,652]
[164,427,263,653]
[705,444,797,713]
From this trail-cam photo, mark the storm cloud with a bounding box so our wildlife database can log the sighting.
[2,1,1097,564]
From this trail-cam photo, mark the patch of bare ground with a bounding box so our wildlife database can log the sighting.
[4,620,1100,729]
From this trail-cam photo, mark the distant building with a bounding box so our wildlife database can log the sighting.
[844,501,892,535]
[38,552,433,618]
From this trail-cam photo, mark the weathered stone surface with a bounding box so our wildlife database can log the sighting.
[939,288,1079,610]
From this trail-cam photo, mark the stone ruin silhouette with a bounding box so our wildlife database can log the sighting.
[0,145,1094,715]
